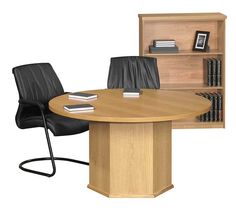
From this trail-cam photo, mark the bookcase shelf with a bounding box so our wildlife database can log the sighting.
[172,120,224,129]
[144,49,224,56]
[139,12,227,129]
[161,83,223,90]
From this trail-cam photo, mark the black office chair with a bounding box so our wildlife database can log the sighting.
[12,63,89,177]
[107,56,160,89]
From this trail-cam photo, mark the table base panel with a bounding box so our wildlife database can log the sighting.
[88,184,174,198]
[89,121,172,198]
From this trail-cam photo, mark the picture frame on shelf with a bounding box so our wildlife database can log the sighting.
[192,31,210,52]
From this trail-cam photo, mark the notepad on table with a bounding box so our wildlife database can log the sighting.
[69,92,97,100]
[123,88,141,97]
[64,104,94,113]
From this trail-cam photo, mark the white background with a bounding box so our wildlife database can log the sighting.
[1,0,236,211]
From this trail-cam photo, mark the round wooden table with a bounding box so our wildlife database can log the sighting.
[49,89,211,197]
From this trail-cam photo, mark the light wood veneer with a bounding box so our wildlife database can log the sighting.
[49,89,211,197]
[49,89,211,123]
[88,121,173,197]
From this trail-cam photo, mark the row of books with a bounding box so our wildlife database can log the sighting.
[203,58,222,86]
[196,92,223,122]
[64,89,142,113]
[149,39,179,53]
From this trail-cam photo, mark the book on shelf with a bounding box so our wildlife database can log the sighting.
[153,39,176,45]
[153,39,175,42]
[203,58,212,86]
[215,58,221,86]
[196,92,223,122]
[68,92,97,100]
[64,103,94,113]
[123,88,141,97]
[154,44,176,47]
[211,58,217,86]
[153,39,176,47]
[149,45,179,53]
[203,58,222,87]
[217,93,223,121]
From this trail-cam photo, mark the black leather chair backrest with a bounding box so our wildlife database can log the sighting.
[13,63,64,103]
[12,63,65,128]
[107,56,160,89]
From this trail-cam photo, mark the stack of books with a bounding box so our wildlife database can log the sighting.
[196,92,223,122]
[149,39,179,53]
[203,58,222,86]
[123,88,141,98]
[64,103,94,113]
[68,92,97,101]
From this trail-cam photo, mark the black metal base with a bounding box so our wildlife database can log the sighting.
[19,111,89,177]
[19,157,89,177]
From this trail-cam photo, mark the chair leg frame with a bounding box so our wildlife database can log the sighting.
[19,111,89,177]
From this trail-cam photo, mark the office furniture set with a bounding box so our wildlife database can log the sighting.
[12,13,226,198]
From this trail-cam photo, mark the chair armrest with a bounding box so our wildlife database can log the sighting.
[18,99,45,111]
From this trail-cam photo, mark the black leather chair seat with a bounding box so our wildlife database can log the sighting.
[18,112,89,136]
[46,113,89,136]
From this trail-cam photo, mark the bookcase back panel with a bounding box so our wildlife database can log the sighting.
[143,21,218,53]
[157,56,204,84]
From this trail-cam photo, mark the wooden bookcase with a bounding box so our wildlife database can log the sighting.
[139,13,227,129]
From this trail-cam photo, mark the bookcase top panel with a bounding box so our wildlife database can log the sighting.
[138,13,227,21]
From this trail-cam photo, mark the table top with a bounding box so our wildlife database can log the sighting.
[49,89,211,123]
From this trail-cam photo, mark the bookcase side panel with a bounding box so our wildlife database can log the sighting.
[217,21,226,127]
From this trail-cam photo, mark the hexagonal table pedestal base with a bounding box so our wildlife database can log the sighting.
[88,121,173,198]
